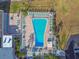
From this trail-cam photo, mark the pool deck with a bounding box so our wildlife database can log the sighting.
[25,16,34,46]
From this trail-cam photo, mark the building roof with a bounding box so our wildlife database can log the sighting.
[66,34,79,50]
[0,48,15,59]
[69,34,79,41]
[0,10,3,37]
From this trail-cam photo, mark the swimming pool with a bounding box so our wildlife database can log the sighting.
[32,18,47,47]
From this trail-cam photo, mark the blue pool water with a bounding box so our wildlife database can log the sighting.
[32,18,47,47]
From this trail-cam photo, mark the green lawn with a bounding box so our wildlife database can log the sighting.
[34,54,60,59]
[10,1,29,16]
[10,2,21,12]
[44,54,60,59]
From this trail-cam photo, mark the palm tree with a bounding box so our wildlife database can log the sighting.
[14,38,26,58]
